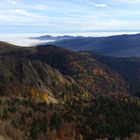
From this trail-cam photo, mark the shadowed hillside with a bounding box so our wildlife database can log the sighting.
[91,54,140,97]
[0,41,17,54]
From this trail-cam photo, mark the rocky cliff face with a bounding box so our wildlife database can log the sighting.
[0,44,128,103]
[0,56,80,103]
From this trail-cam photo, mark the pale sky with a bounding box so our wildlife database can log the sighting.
[0,0,140,33]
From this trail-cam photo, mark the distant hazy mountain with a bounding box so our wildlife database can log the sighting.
[31,35,83,41]
[49,33,140,57]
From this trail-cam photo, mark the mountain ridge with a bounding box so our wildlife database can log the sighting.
[0,44,128,99]
[30,35,83,41]
[46,33,140,57]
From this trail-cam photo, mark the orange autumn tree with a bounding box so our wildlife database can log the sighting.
[27,87,38,99]
[27,87,49,103]
[40,92,49,103]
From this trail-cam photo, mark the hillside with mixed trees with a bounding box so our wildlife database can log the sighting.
[0,42,139,140]
[91,53,140,97]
